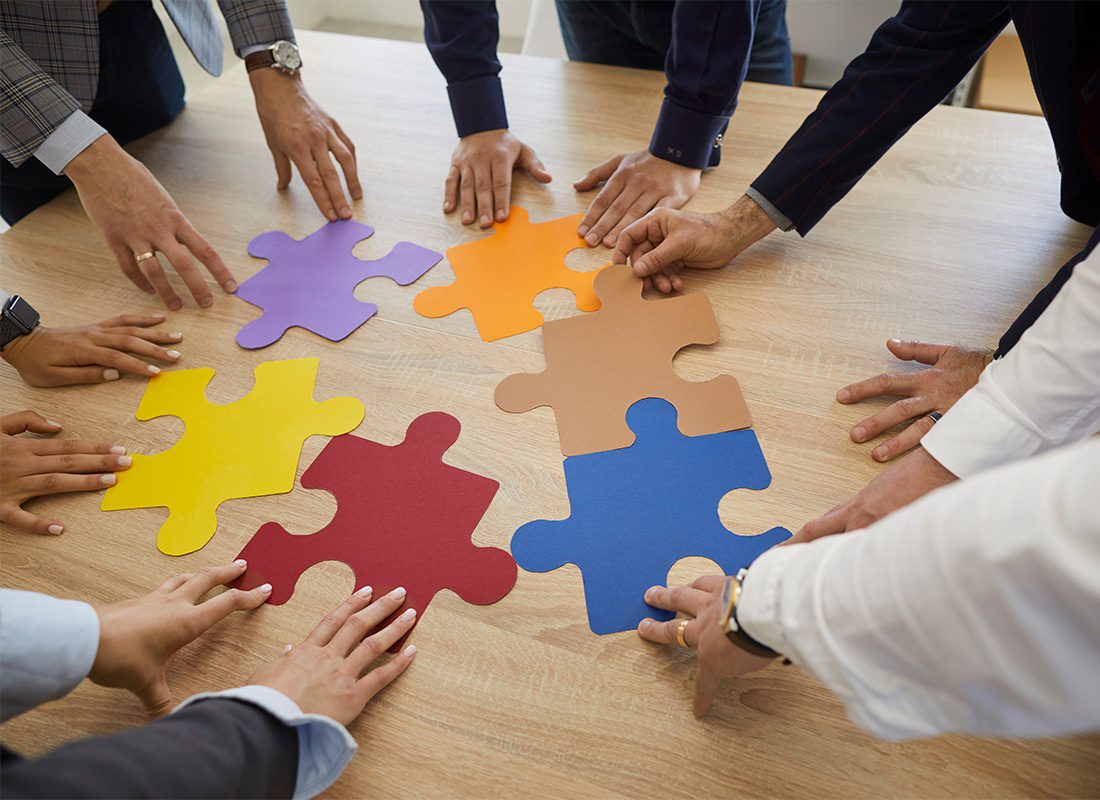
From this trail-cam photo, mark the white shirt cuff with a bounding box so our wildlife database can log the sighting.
[239,43,275,58]
[0,589,100,721]
[175,685,357,799]
[32,111,108,175]
[735,545,799,657]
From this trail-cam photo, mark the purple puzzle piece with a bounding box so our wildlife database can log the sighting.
[235,220,443,349]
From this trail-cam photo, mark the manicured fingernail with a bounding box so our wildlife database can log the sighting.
[147,365,161,376]
[890,338,902,344]
[283,644,293,654]
[166,350,181,360]
[585,234,599,246]
[578,225,588,236]
[117,455,132,467]
[170,332,184,340]
[259,583,273,594]
[403,645,417,658]
[225,281,237,293]
[110,445,126,454]
[48,524,63,535]
[852,426,866,441]
[480,214,490,226]
[47,420,61,428]
[837,388,850,402]
[103,369,120,381]
[234,559,247,568]
[390,586,407,600]
[99,474,117,486]
[355,585,373,598]
[401,608,417,621]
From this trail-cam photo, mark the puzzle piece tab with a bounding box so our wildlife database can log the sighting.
[101,358,364,555]
[236,220,442,349]
[496,263,752,456]
[511,398,790,635]
[413,205,606,341]
[234,413,517,652]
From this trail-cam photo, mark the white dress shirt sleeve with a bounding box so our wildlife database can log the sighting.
[175,685,357,800]
[921,244,1100,478]
[737,438,1100,741]
[0,589,100,721]
[32,110,108,175]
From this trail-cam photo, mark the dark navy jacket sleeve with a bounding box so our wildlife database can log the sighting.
[651,0,759,169]
[750,1,1010,235]
[420,0,509,137]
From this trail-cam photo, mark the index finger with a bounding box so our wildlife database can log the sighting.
[290,149,337,222]
[314,146,351,219]
[837,371,924,404]
[644,584,710,616]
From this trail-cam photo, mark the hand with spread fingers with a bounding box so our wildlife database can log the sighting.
[1,313,183,387]
[574,151,700,249]
[65,136,237,311]
[792,446,957,544]
[637,575,775,717]
[443,129,552,228]
[248,585,418,725]
[0,411,131,535]
[839,339,993,462]
[612,194,777,294]
[90,560,273,717]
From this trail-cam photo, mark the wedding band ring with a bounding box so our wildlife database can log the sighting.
[676,618,691,649]
[134,251,156,263]
[927,411,943,424]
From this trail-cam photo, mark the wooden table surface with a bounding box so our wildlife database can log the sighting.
[1,32,1097,799]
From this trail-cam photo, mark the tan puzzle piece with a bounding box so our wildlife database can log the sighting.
[495,264,751,456]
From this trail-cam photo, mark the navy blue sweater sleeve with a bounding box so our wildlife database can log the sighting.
[651,0,759,169]
[420,0,509,137]
[750,1,1010,235]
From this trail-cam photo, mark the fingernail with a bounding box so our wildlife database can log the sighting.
[110,445,127,454]
[355,585,373,598]
[837,388,850,402]
[234,558,247,568]
[644,587,657,601]
[403,645,417,658]
[259,583,273,594]
[852,426,866,441]
[401,608,417,621]
[117,455,132,467]
[872,446,887,461]
[638,619,651,632]
[462,211,472,223]
[166,349,181,360]
[147,365,161,376]
[283,644,293,654]
[170,332,184,340]
[340,206,351,217]
[152,313,165,320]
[480,215,490,226]
[890,338,902,344]
[48,524,63,535]
[169,299,182,310]
[443,203,453,212]
[390,586,407,600]
[47,420,61,428]
[585,234,599,246]
[326,209,337,221]
[200,297,213,308]
[604,234,617,246]
[100,474,117,486]
[496,209,506,221]
[103,369,120,381]
[578,225,589,236]
[225,281,238,293]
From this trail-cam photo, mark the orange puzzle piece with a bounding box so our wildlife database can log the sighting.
[495,264,752,456]
[413,206,606,341]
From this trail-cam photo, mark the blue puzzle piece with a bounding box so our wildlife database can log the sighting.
[511,398,791,634]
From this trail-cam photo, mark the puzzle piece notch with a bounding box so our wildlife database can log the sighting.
[101,358,364,556]
[510,398,790,634]
[413,205,608,342]
[234,413,517,652]
[496,263,752,456]
[236,220,442,349]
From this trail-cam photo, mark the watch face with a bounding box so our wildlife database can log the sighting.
[273,41,301,70]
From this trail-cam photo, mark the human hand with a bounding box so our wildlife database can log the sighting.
[1,314,182,386]
[792,447,956,544]
[637,575,775,717]
[0,411,129,535]
[574,151,700,248]
[250,70,361,221]
[65,136,237,310]
[443,129,552,228]
[613,194,776,293]
[90,560,272,717]
[247,586,417,725]
[839,340,993,462]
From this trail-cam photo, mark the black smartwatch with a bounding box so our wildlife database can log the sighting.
[718,569,782,659]
[0,295,41,351]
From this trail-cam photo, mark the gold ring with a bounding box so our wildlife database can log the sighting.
[134,251,156,262]
[676,618,691,649]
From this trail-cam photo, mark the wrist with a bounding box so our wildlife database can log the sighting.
[0,325,38,364]
[63,135,126,183]
[720,195,778,243]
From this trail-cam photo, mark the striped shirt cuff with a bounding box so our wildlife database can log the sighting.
[745,186,795,232]
[33,111,107,175]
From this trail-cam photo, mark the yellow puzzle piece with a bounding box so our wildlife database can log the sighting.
[102,357,364,556]
[413,205,607,341]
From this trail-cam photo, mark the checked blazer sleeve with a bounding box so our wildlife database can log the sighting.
[0,30,82,167]
[216,0,296,58]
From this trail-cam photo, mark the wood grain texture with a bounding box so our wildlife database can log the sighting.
[1,33,1096,798]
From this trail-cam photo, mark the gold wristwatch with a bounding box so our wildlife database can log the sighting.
[718,569,781,659]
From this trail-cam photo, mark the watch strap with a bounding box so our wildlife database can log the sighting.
[0,314,24,350]
[724,571,782,659]
[244,50,277,73]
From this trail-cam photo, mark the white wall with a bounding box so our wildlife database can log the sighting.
[786,0,899,87]
[286,0,535,39]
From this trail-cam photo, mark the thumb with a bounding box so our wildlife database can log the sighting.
[518,146,552,183]
[1,411,62,435]
[573,154,622,191]
[137,672,176,719]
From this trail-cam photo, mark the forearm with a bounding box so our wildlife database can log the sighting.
[739,439,1100,740]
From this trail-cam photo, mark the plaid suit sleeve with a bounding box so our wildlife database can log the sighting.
[216,0,295,58]
[0,30,81,167]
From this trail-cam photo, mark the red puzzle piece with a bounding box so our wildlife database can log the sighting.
[234,413,516,651]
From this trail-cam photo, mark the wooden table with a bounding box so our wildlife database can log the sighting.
[1,32,1096,798]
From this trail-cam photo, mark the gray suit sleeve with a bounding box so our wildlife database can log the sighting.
[216,0,296,57]
[0,699,299,799]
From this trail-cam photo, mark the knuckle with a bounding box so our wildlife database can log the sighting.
[197,565,221,581]
[307,176,325,189]
[320,610,344,628]
[40,473,59,490]
[58,454,75,468]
